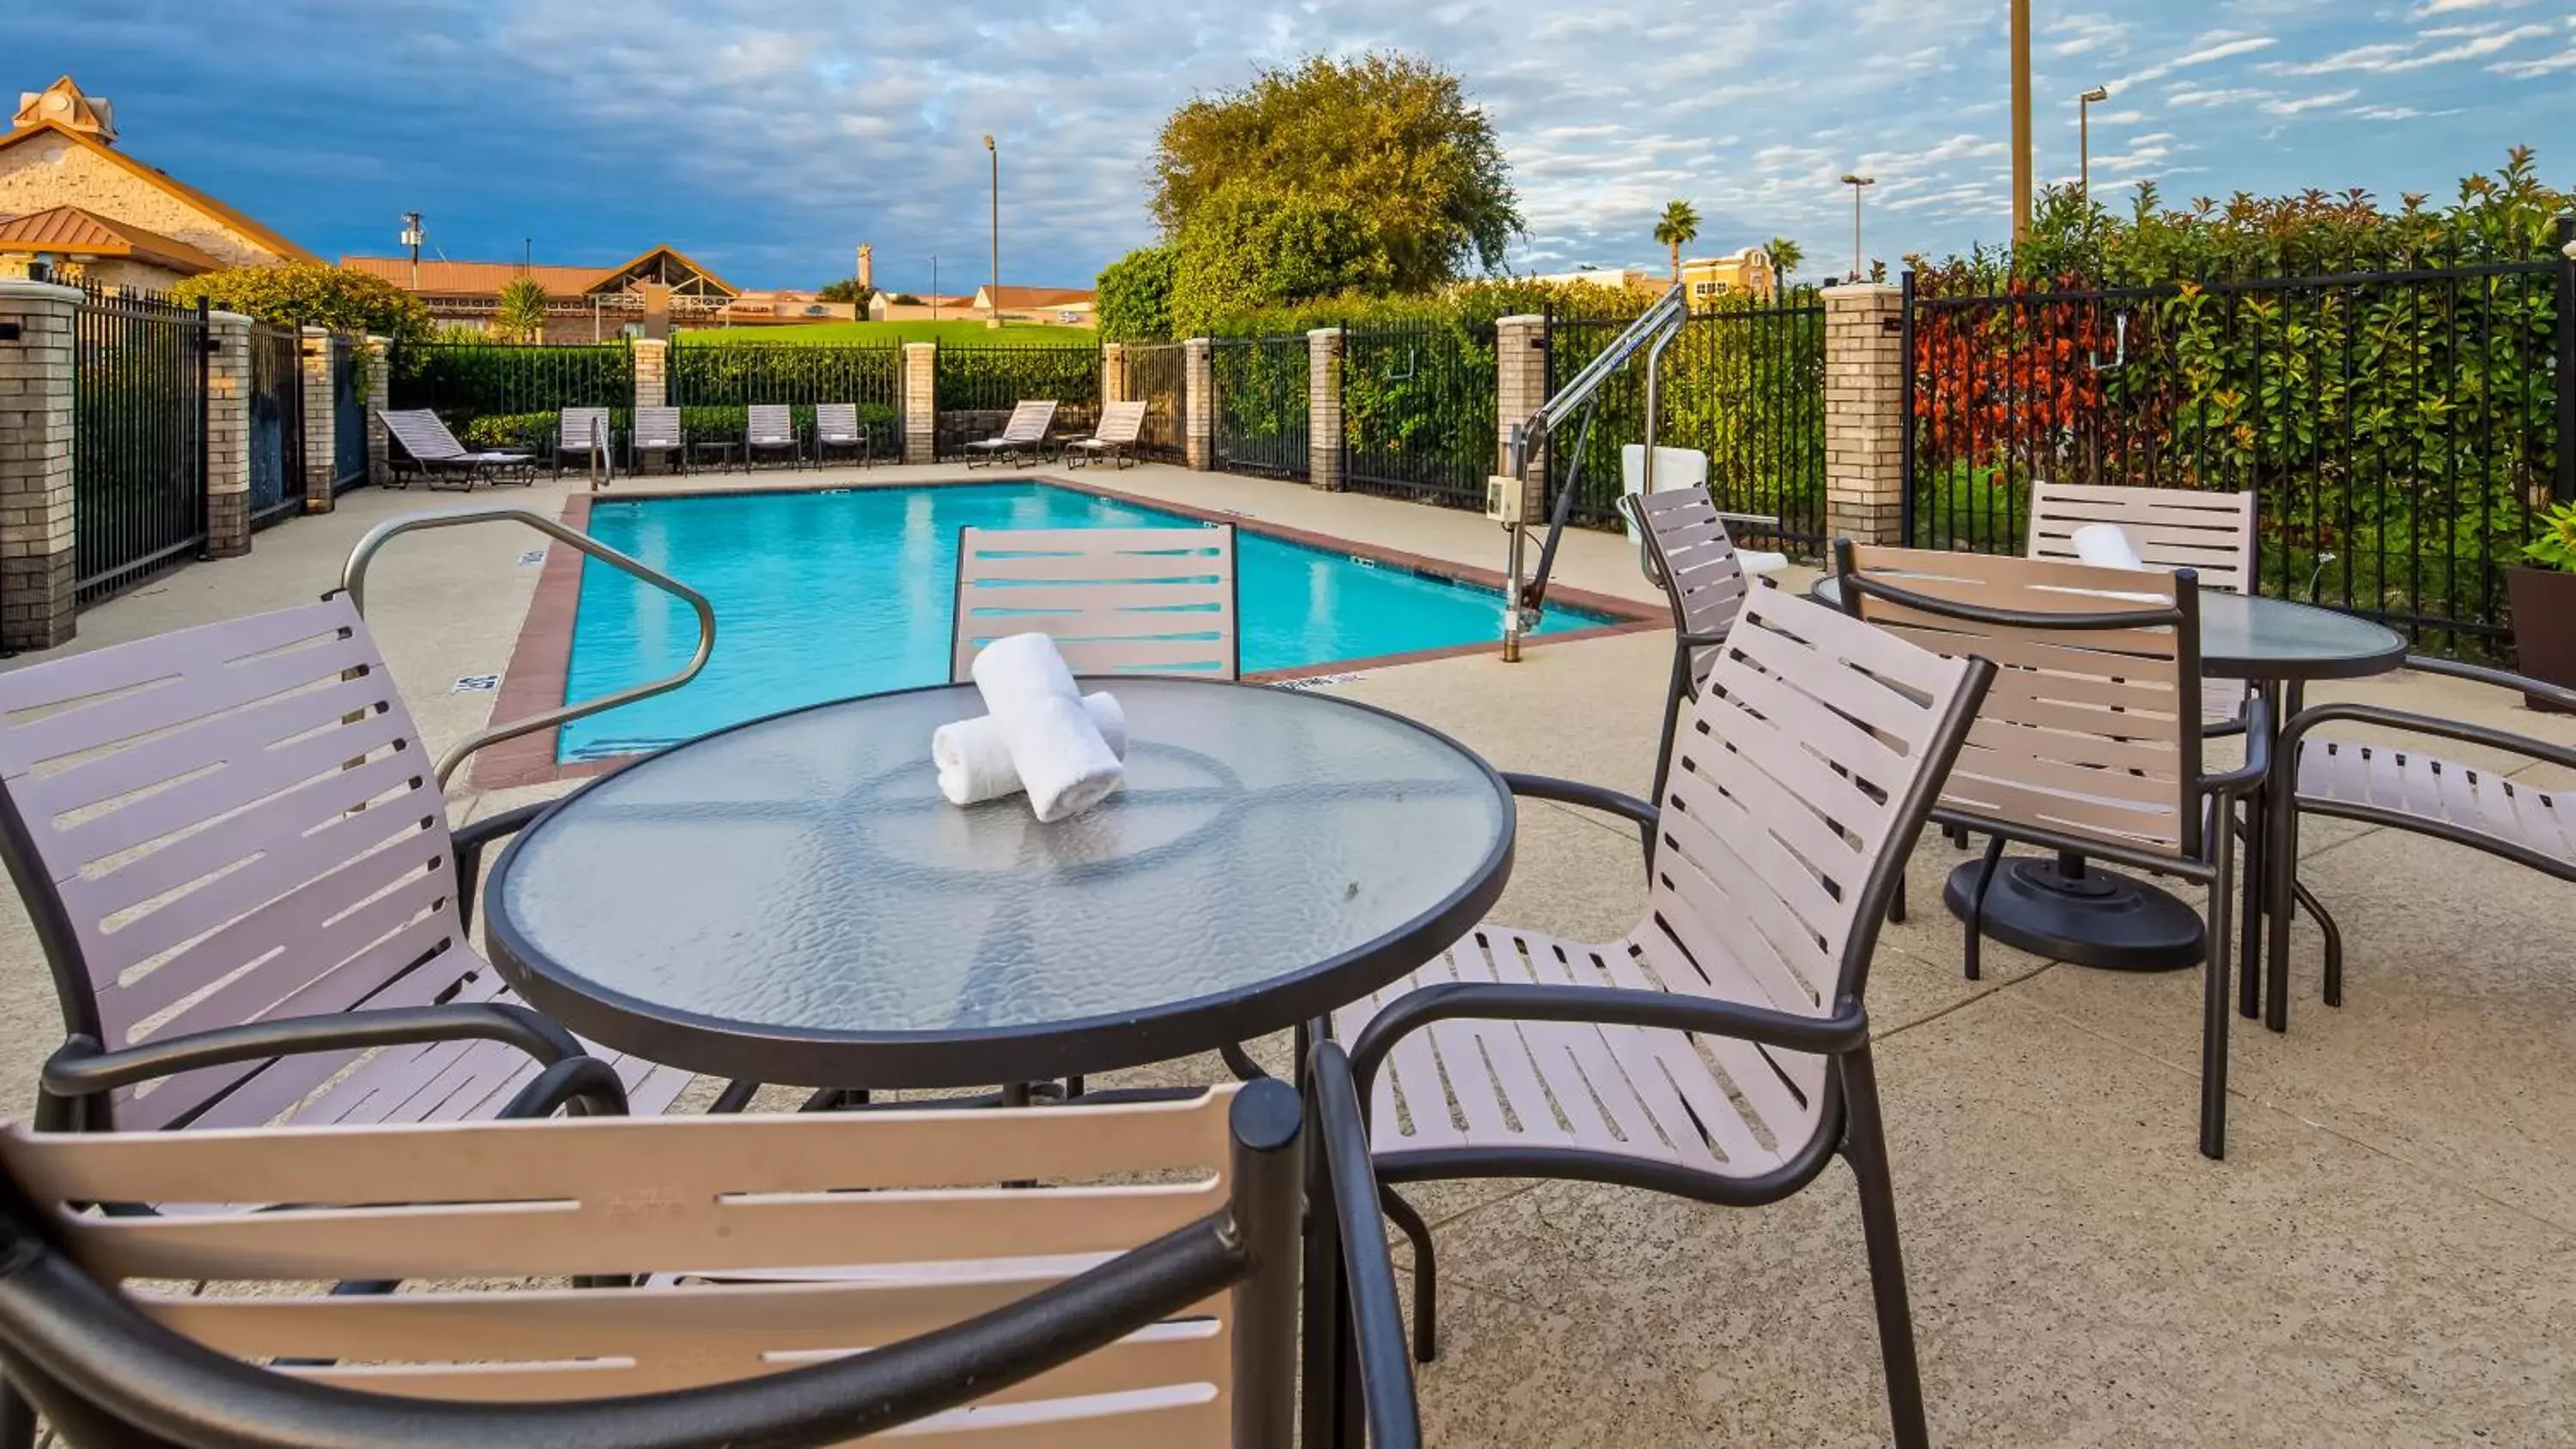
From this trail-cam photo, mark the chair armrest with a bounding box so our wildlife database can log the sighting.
[453,801,551,931]
[2200,692,2274,798]
[2275,700,2576,779]
[40,1003,590,1101]
[1499,773,1661,833]
[2401,653,2576,714]
[1309,1042,1424,1449]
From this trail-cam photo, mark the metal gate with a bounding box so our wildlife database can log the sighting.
[1342,319,1495,508]
[247,321,304,530]
[1119,343,1187,464]
[1211,336,1308,479]
[73,290,208,602]
[331,335,369,492]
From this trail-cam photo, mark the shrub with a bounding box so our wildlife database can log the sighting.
[1097,246,1176,343]
[170,263,432,344]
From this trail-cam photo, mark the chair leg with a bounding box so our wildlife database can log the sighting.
[1220,1041,1273,1082]
[2293,877,2345,1008]
[1962,834,2006,982]
[710,1079,761,1113]
[2200,814,2236,1161]
[1943,823,1971,850]
[1379,1185,1439,1364]
[1841,1046,1930,1449]
[1888,873,1908,925]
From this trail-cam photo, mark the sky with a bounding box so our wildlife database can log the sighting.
[7,1,2572,294]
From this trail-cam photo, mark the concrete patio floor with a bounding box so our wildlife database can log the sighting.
[3,462,2571,1445]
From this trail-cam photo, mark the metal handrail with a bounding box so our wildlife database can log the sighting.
[340,507,714,787]
[590,411,614,489]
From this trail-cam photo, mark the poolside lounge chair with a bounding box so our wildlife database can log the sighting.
[813,402,873,467]
[963,399,1058,469]
[1330,586,1993,1449]
[377,409,534,490]
[1834,544,2271,1160]
[1066,400,1150,469]
[953,524,1239,680]
[0,593,696,1142]
[0,1078,1425,1449]
[629,404,686,475]
[745,403,800,469]
[555,406,613,481]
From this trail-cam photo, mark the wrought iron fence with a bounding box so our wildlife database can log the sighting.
[246,322,304,530]
[669,343,904,454]
[934,343,1101,459]
[73,289,207,602]
[1904,254,2573,652]
[388,341,633,453]
[1545,294,1826,551]
[1212,336,1309,479]
[1342,320,1496,508]
[1119,343,1187,463]
[331,336,369,492]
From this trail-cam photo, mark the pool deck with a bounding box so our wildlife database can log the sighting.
[3,462,2574,1445]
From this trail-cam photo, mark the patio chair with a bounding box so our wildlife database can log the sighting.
[963,399,1059,470]
[2261,658,2576,1034]
[0,1079,1423,1449]
[745,403,800,469]
[1332,586,1996,1449]
[2028,482,2257,732]
[554,406,614,481]
[953,524,1239,680]
[813,402,873,467]
[376,409,533,491]
[629,404,687,476]
[1619,446,1790,579]
[0,592,696,1143]
[1833,543,2272,1161]
[1619,484,1758,806]
[1066,400,1149,470]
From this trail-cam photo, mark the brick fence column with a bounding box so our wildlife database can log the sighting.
[204,310,252,559]
[1183,337,1212,470]
[1493,313,1549,481]
[0,279,81,651]
[1100,343,1127,405]
[299,325,335,512]
[632,337,668,409]
[364,336,391,484]
[1823,283,1907,545]
[902,342,936,464]
[1307,328,1343,491]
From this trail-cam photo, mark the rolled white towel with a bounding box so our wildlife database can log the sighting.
[2072,523,2148,571]
[970,632,1084,712]
[969,634,1125,822]
[933,694,1128,806]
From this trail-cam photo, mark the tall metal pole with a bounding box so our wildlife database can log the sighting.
[931,257,939,321]
[983,134,999,325]
[2012,0,2033,243]
[1841,174,1876,282]
[2079,87,2111,201]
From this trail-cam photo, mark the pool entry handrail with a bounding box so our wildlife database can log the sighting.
[340,506,716,786]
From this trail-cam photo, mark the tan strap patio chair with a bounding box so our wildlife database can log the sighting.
[745,403,800,469]
[952,524,1239,680]
[0,1080,1422,1448]
[1834,543,2273,1160]
[1622,484,1757,804]
[1066,401,1150,470]
[555,407,612,480]
[1332,586,1996,1449]
[629,404,685,475]
[963,400,1059,469]
[375,409,532,491]
[813,402,874,467]
[2028,482,2257,730]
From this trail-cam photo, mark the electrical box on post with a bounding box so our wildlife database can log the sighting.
[1485,474,1543,524]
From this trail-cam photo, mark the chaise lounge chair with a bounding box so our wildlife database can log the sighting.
[376,409,534,490]
[745,403,800,470]
[1066,400,1149,469]
[963,399,1058,469]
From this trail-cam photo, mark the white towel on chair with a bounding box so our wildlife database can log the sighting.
[967,633,1126,822]
[2072,523,2148,570]
[933,694,1129,806]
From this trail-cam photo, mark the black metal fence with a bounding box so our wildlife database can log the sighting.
[331,336,368,492]
[934,343,1101,459]
[246,322,303,530]
[388,341,633,453]
[670,343,904,455]
[1904,255,2573,650]
[1342,320,1495,508]
[1119,343,1187,464]
[73,290,207,602]
[1545,295,1826,549]
[1212,336,1309,479]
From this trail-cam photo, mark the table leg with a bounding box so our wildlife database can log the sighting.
[2236,680,2284,1022]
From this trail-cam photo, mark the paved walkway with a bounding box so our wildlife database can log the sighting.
[2,464,2571,1445]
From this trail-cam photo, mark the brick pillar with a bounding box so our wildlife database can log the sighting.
[632,337,668,409]
[299,325,334,512]
[0,280,80,651]
[1493,313,1549,481]
[1183,337,1213,470]
[902,342,936,464]
[364,336,392,484]
[1307,328,1344,491]
[1824,284,1906,545]
[1100,343,1127,405]
[204,310,252,559]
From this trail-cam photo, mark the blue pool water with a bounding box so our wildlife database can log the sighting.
[560,483,1614,761]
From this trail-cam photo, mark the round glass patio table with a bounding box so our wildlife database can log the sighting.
[483,678,1515,1089]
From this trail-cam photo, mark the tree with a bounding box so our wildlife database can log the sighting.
[1169,191,1393,336]
[494,276,550,343]
[1765,236,1804,282]
[1097,245,1178,342]
[1654,200,1700,282]
[169,262,432,343]
[1151,52,1521,296]
[817,277,874,305]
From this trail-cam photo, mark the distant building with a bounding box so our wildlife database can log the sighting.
[1527,265,1656,293]
[967,284,1097,327]
[0,75,313,290]
[339,246,740,343]
[1526,249,1779,305]
[713,290,859,326]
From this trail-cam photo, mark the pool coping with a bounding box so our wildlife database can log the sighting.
[473,473,1663,792]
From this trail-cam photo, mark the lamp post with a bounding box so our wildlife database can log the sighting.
[982,133,999,327]
[2079,87,2111,200]
[399,212,423,290]
[2011,0,2032,242]
[1839,173,1876,282]
[930,257,939,321]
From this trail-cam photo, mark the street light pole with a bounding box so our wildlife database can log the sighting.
[400,212,423,291]
[982,133,999,327]
[931,257,939,321]
[1840,173,1876,282]
[2011,0,2032,242]
[2079,87,2111,201]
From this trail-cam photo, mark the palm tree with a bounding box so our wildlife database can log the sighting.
[1765,236,1805,284]
[495,277,550,343]
[1653,200,1701,282]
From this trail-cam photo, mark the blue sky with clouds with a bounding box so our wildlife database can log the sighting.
[7,1,2570,293]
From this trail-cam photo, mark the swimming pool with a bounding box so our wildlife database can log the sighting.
[558,482,1617,761]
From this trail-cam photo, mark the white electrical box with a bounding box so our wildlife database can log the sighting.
[1485,474,1543,524]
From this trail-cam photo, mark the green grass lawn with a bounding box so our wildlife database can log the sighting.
[681,320,1097,347]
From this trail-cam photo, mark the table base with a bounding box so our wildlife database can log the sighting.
[1943,857,2203,973]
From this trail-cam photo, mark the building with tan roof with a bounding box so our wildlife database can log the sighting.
[340,246,742,343]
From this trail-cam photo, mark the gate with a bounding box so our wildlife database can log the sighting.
[331,336,369,492]
[73,290,208,602]
[1342,320,1495,509]
[1211,336,1308,479]
[1119,343,1187,464]
[246,322,304,530]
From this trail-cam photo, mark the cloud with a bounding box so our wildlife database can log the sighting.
[2167,87,2275,106]
[2269,21,2554,73]
[2263,88,2360,113]
[2493,43,2576,76]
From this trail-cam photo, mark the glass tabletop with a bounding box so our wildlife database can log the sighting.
[486,678,1513,1086]
[1806,576,2407,681]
